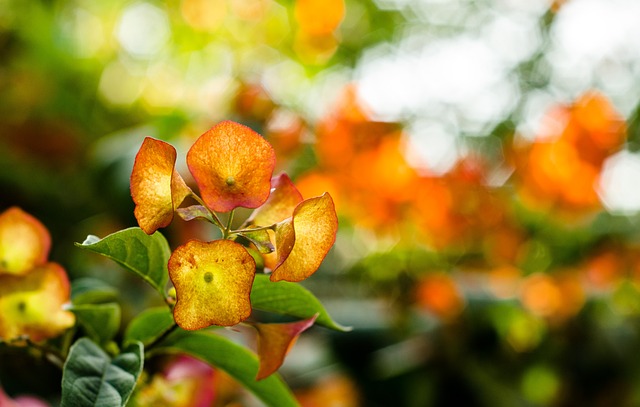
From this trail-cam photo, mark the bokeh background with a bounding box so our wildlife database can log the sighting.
[4,0,640,406]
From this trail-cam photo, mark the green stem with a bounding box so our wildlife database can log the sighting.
[24,338,66,369]
[144,322,179,352]
[224,209,236,238]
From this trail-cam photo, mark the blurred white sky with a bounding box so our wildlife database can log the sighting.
[355,0,640,213]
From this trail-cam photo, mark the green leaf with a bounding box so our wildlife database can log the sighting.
[71,278,119,305]
[70,303,121,344]
[75,227,170,297]
[240,229,275,254]
[251,274,350,332]
[61,338,143,407]
[124,307,175,347]
[155,329,299,407]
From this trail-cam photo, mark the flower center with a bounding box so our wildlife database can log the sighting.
[225,176,235,187]
[203,271,214,283]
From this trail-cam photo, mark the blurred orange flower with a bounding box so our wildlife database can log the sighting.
[520,272,585,322]
[515,91,626,215]
[0,207,51,276]
[415,273,465,320]
[0,207,74,342]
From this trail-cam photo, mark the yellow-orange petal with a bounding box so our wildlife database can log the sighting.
[0,207,51,276]
[247,173,303,227]
[186,121,276,213]
[131,137,191,235]
[271,193,338,282]
[169,239,256,329]
[245,173,302,269]
[0,263,75,342]
[253,315,317,380]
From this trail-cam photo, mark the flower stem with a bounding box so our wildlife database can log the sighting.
[224,209,235,239]
[144,322,179,351]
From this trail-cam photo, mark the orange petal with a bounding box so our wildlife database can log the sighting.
[169,239,256,329]
[0,263,75,342]
[0,207,51,276]
[271,193,338,282]
[131,137,191,235]
[245,173,302,269]
[253,315,317,380]
[186,121,276,213]
[247,173,303,227]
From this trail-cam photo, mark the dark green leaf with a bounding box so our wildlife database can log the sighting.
[155,330,299,407]
[251,274,350,332]
[61,338,143,407]
[251,274,351,332]
[75,227,170,297]
[124,307,175,347]
[70,303,121,344]
[71,278,119,305]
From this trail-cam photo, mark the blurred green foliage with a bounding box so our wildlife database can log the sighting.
[4,0,640,406]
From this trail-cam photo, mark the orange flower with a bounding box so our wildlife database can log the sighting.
[131,137,191,235]
[169,240,256,329]
[0,207,50,276]
[271,193,338,282]
[187,121,276,213]
[0,263,75,341]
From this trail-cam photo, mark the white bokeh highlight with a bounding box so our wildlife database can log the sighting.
[599,151,640,214]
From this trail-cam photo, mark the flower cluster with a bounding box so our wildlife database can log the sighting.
[0,207,75,342]
[130,120,338,331]
[514,91,626,214]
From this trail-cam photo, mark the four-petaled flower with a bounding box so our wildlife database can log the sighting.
[129,120,338,335]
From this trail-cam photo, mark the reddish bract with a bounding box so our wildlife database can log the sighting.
[252,315,317,380]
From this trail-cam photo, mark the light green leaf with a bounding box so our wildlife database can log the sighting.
[155,329,299,407]
[251,274,350,332]
[70,303,121,344]
[61,338,143,407]
[75,227,170,297]
[124,307,175,347]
